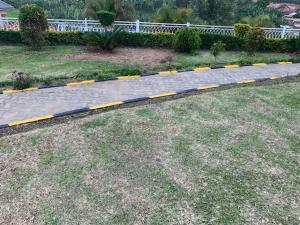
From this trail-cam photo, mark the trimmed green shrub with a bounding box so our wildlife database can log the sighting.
[173,29,201,53]
[82,32,101,48]
[47,32,85,45]
[0,31,22,44]
[234,23,251,38]
[0,30,297,53]
[200,33,244,50]
[115,32,174,48]
[296,34,300,51]
[19,4,48,50]
[263,38,296,52]
[245,27,266,55]
[97,10,116,27]
[210,41,226,63]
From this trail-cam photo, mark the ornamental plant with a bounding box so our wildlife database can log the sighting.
[210,41,226,64]
[234,23,251,38]
[97,10,116,27]
[173,28,201,53]
[11,70,32,90]
[245,27,266,56]
[19,4,48,50]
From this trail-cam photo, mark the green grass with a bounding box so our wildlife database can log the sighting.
[0,45,141,87]
[0,78,299,224]
[176,50,292,68]
[0,45,293,88]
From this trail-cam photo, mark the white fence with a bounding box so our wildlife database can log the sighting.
[0,17,299,39]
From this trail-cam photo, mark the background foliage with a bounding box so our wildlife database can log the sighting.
[6,0,292,27]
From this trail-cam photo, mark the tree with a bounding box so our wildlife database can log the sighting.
[83,0,135,20]
[19,4,48,50]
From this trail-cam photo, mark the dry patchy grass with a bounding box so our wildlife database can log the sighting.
[0,80,300,225]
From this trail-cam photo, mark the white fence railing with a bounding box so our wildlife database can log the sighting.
[0,17,299,39]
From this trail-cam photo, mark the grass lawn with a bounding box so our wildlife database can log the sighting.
[0,44,294,88]
[1,79,299,224]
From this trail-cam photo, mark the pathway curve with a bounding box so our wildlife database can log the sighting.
[0,64,299,126]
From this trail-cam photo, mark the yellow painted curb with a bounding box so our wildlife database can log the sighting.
[238,79,256,84]
[193,67,211,71]
[197,84,220,90]
[159,70,178,75]
[270,76,281,80]
[117,75,141,80]
[253,63,267,67]
[224,65,240,68]
[3,87,38,94]
[8,115,54,126]
[149,92,177,99]
[66,80,95,86]
[278,62,292,64]
[89,101,123,110]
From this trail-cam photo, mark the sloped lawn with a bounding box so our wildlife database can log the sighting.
[1,78,299,224]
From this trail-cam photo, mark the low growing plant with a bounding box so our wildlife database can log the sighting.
[210,41,226,64]
[11,70,32,90]
[173,28,201,53]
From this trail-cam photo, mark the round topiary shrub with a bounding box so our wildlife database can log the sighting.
[19,4,48,50]
[97,10,116,27]
[173,28,201,53]
[245,27,266,55]
[234,23,251,38]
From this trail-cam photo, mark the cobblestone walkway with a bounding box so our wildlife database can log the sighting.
[0,64,299,125]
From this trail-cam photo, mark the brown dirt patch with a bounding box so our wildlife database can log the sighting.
[65,47,176,67]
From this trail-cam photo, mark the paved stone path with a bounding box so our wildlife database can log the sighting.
[0,64,299,125]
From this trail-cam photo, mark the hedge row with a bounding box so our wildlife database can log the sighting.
[0,30,297,52]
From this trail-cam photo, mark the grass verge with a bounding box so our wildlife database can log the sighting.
[0,78,299,224]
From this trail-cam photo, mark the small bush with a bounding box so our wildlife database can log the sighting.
[11,70,32,90]
[100,27,122,51]
[173,29,201,53]
[296,34,300,52]
[234,23,251,38]
[83,28,122,51]
[97,10,116,27]
[19,4,48,50]
[210,41,226,63]
[263,38,296,52]
[47,32,84,45]
[245,27,266,55]
[82,32,101,50]
[0,31,22,44]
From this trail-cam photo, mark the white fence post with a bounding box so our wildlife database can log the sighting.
[281,26,287,39]
[187,22,190,28]
[84,18,88,32]
[135,19,140,33]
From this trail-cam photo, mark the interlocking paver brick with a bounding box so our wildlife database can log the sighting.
[0,64,299,125]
